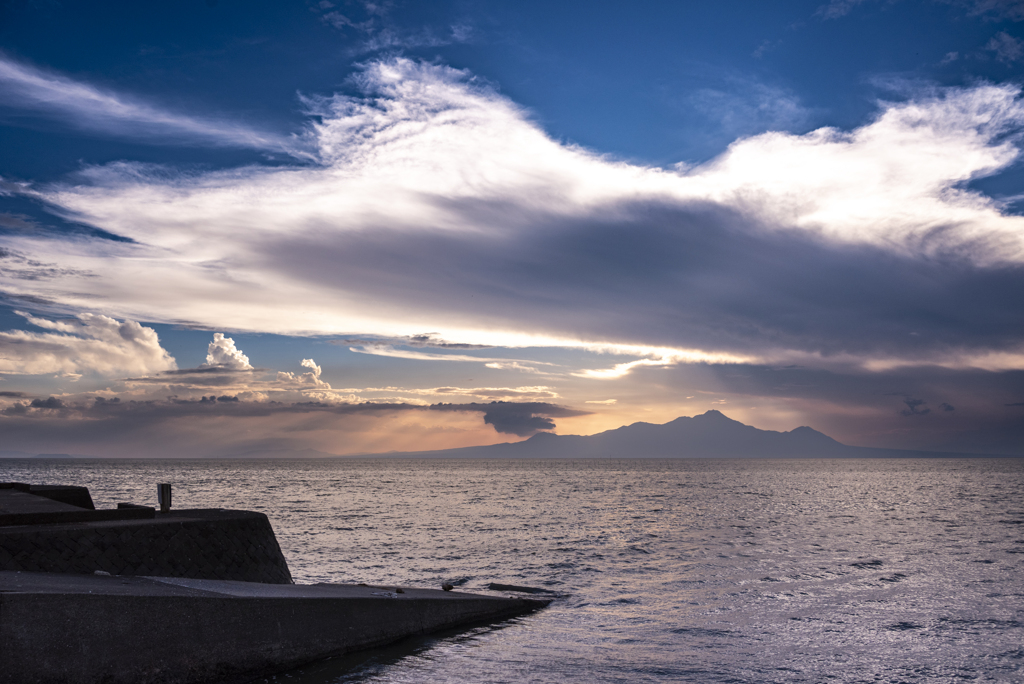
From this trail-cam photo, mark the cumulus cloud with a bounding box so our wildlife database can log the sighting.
[121,348,339,402]
[1,59,1023,376]
[0,55,310,156]
[202,333,253,370]
[275,358,330,389]
[0,312,176,376]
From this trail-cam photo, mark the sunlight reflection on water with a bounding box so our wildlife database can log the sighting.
[4,458,1023,683]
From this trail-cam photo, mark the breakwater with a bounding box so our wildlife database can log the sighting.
[0,483,291,583]
[0,480,551,683]
[0,571,548,684]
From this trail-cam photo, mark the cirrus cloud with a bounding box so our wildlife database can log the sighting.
[0,54,312,156]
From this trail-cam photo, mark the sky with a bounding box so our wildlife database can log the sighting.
[0,0,1023,457]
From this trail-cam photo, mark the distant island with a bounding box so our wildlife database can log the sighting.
[1,411,1007,459]
[368,410,1002,459]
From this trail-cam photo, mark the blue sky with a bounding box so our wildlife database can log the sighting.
[1,0,1023,456]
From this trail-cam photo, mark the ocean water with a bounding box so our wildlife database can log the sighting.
[3,458,1024,683]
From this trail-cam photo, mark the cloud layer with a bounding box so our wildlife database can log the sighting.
[0,392,586,456]
[0,312,175,377]
[1,58,1023,376]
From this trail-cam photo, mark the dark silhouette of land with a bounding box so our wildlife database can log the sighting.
[371,410,1004,459]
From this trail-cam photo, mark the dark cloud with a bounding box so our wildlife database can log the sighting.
[485,412,554,435]
[431,400,586,436]
[0,390,26,397]
[124,366,258,388]
[0,246,97,282]
[940,402,956,411]
[430,401,588,436]
[156,367,257,376]
[29,396,65,409]
[2,396,585,438]
[900,398,931,416]
[0,212,40,233]
[271,201,1024,363]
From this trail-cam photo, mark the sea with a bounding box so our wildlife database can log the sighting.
[3,458,1024,683]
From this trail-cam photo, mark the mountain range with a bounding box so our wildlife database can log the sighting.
[372,410,996,459]
[0,411,1001,459]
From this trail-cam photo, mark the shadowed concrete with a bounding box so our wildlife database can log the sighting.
[0,571,551,684]
[0,509,293,583]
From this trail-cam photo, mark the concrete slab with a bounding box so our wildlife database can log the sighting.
[0,571,551,684]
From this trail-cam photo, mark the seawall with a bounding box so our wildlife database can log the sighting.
[0,509,292,584]
[0,571,550,684]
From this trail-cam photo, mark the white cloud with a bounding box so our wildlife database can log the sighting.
[1,59,1023,373]
[202,333,253,370]
[681,84,1024,262]
[960,0,1024,21]
[348,344,557,370]
[0,55,310,156]
[0,312,176,376]
[573,350,754,379]
[986,31,1024,63]
[361,385,560,400]
[275,357,330,388]
[484,361,541,373]
[688,80,811,138]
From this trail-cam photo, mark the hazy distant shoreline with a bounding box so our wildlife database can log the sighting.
[2,410,1018,460]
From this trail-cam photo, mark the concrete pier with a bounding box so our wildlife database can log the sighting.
[0,571,550,684]
[1,483,292,583]
[0,483,552,683]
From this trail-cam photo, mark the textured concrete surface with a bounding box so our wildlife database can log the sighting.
[0,571,550,684]
[0,483,95,511]
[0,509,292,583]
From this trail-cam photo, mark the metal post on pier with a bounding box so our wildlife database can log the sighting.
[157,483,172,513]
